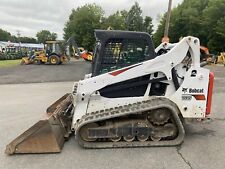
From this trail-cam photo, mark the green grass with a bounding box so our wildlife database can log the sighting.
[0,59,21,68]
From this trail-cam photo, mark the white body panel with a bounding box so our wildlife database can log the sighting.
[72,36,210,130]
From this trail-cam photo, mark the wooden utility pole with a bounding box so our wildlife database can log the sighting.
[162,0,172,43]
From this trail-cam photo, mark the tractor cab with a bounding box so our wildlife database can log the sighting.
[92,30,156,76]
[45,40,64,56]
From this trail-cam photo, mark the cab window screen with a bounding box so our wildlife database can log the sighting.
[99,38,150,74]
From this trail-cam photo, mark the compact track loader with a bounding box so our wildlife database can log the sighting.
[5,30,214,155]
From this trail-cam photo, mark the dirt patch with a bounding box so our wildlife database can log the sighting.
[0,60,92,84]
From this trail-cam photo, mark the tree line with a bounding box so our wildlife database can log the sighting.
[64,0,225,53]
[0,29,57,44]
[154,0,225,53]
[1,1,224,53]
[63,2,154,50]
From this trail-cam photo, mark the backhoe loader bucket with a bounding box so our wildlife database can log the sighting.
[5,93,74,155]
[20,57,31,65]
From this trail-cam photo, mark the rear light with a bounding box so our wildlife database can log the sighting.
[206,72,214,116]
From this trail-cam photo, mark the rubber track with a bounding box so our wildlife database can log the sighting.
[75,97,185,148]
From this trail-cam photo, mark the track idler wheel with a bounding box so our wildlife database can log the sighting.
[164,123,177,138]
[110,136,121,142]
[79,123,98,142]
[137,134,148,142]
[123,135,135,142]
[137,122,149,142]
[150,136,161,142]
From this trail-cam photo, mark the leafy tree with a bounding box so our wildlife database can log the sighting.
[203,0,225,52]
[143,16,154,36]
[121,10,128,20]
[170,0,209,44]
[63,2,153,49]
[64,4,104,50]
[36,30,57,43]
[0,28,37,43]
[7,35,37,43]
[126,2,143,31]
[125,2,153,35]
[101,11,127,30]
[50,33,57,41]
[9,35,18,42]
[154,0,210,46]
[153,15,166,45]
[20,37,37,43]
[0,28,11,41]
[153,0,225,52]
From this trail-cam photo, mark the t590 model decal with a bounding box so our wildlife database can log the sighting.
[182,94,206,101]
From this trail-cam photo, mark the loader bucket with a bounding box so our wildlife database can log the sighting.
[5,93,74,155]
[20,57,30,65]
[46,93,71,115]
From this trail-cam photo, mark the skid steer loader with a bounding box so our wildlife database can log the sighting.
[5,30,214,155]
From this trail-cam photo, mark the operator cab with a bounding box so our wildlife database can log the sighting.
[92,30,156,76]
[45,41,64,56]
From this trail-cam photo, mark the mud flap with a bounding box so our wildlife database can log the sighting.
[5,93,74,155]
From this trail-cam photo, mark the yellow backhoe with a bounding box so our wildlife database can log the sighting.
[214,52,225,65]
[21,40,69,65]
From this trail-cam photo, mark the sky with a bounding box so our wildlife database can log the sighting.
[0,0,183,40]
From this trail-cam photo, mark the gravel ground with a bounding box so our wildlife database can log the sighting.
[0,59,92,84]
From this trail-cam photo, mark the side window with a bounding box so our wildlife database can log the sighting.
[99,38,150,74]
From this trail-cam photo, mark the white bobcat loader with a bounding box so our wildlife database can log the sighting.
[5,30,214,154]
